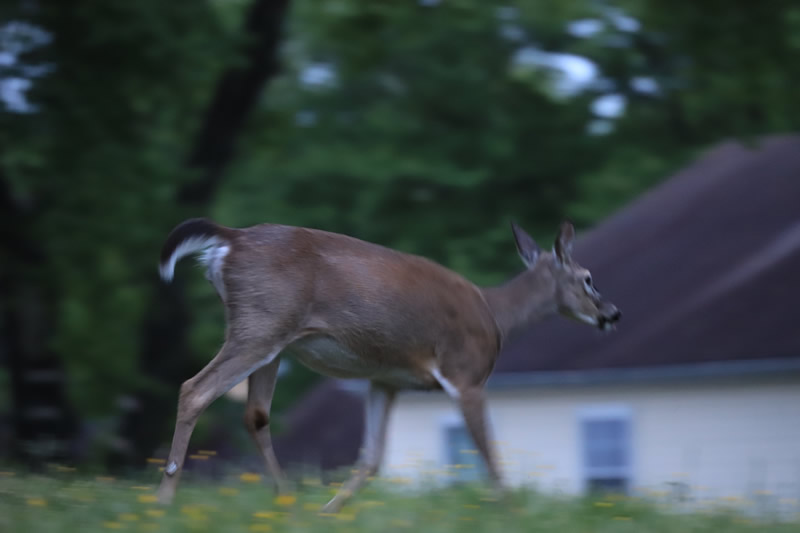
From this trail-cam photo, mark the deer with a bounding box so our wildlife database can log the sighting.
[154,218,621,512]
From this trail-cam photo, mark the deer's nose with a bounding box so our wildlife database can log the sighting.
[610,309,622,322]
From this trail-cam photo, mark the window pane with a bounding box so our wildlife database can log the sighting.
[444,425,485,483]
[585,419,625,443]
[608,446,627,468]
[588,445,625,468]
[584,419,628,469]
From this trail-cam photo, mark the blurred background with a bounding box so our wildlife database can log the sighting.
[1,0,799,509]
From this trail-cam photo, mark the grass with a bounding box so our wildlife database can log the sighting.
[1,468,798,533]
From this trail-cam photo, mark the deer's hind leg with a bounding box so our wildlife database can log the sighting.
[155,335,287,504]
[244,356,288,493]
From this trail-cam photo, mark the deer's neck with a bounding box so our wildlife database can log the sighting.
[480,260,558,341]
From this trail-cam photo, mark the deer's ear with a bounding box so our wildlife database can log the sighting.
[553,220,575,267]
[511,221,540,269]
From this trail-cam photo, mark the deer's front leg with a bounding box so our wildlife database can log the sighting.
[321,382,395,513]
[244,356,288,494]
[457,387,505,495]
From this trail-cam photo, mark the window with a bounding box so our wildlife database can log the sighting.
[579,406,633,495]
[441,419,486,483]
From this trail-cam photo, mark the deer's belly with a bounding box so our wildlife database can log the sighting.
[287,336,430,388]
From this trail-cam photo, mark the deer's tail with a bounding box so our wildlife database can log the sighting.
[158,218,231,282]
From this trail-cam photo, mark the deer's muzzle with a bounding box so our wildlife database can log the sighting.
[597,303,622,331]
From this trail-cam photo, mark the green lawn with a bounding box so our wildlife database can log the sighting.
[1,468,798,533]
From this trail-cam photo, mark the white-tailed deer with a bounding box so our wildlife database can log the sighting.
[154,218,620,511]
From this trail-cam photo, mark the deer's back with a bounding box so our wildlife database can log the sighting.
[221,223,500,386]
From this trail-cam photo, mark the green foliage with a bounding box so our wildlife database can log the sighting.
[2,1,234,416]
[621,0,800,139]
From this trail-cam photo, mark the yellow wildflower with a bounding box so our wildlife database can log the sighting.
[274,494,296,507]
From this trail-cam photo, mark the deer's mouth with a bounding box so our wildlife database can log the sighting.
[569,310,621,331]
[597,309,622,331]
[598,317,615,331]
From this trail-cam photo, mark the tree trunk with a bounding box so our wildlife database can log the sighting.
[1,173,79,468]
[108,0,291,470]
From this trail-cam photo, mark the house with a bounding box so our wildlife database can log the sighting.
[266,136,800,505]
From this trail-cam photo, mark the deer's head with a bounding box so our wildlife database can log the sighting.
[511,221,621,331]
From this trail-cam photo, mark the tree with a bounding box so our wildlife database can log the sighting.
[1,0,233,465]
[112,0,292,469]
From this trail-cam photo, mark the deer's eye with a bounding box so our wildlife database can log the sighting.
[583,275,595,295]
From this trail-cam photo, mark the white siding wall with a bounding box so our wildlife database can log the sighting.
[383,377,800,502]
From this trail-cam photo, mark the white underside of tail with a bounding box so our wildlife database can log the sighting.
[159,236,229,296]
[200,243,230,301]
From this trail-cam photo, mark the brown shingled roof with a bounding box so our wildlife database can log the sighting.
[495,135,800,374]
